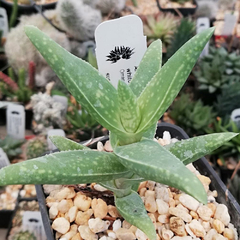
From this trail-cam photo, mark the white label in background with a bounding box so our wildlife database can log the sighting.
[22,211,46,240]
[52,95,68,114]
[231,108,240,128]
[47,129,65,151]
[0,148,10,169]
[222,13,238,36]
[95,15,147,89]
[7,104,25,140]
[197,18,210,58]
[0,8,9,38]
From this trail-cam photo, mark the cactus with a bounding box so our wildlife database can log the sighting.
[96,0,126,14]
[26,138,47,159]
[12,230,36,240]
[171,0,191,4]
[169,94,216,136]
[56,0,102,42]
[166,18,195,60]
[143,13,178,50]
[0,72,19,91]
[9,0,18,29]
[28,61,36,90]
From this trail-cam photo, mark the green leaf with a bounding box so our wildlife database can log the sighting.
[24,25,125,135]
[114,139,207,204]
[165,133,238,165]
[118,80,141,133]
[0,151,130,186]
[49,136,90,151]
[115,191,156,240]
[136,28,215,133]
[129,40,162,97]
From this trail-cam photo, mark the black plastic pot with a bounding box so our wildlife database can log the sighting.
[36,123,240,240]
[156,0,198,17]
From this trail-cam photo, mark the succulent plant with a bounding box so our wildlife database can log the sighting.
[228,174,240,204]
[0,136,25,160]
[96,0,126,14]
[0,25,237,240]
[166,18,195,60]
[194,47,240,94]
[215,82,240,119]
[169,94,216,136]
[143,13,178,50]
[26,138,47,159]
[12,230,36,240]
[171,0,191,4]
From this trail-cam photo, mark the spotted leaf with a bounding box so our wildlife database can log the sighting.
[137,28,215,133]
[24,26,125,135]
[129,40,162,97]
[165,132,238,165]
[50,136,90,151]
[114,139,207,204]
[118,80,140,133]
[115,191,156,240]
[0,151,130,186]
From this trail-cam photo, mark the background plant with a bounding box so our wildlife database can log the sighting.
[0,26,237,240]
[169,94,216,136]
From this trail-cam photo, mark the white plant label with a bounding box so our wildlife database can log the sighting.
[7,104,25,140]
[197,18,210,58]
[0,8,9,38]
[95,15,147,88]
[22,211,46,240]
[47,129,65,151]
[231,108,240,126]
[52,95,68,114]
[222,13,237,36]
[0,148,10,169]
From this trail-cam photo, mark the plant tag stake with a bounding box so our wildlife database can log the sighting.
[197,18,210,58]
[7,104,25,140]
[52,95,68,114]
[0,8,9,38]
[0,148,10,169]
[47,129,66,151]
[231,108,240,129]
[22,211,46,240]
[222,13,238,36]
[95,15,147,88]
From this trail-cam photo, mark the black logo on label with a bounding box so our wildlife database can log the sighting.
[106,46,134,63]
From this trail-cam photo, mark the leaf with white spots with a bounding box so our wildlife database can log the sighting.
[50,136,90,151]
[165,132,238,165]
[136,28,215,133]
[118,80,141,133]
[129,40,162,97]
[115,191,156,240]
[24,25,125,135]
[0,151,130,186]
[114,139,207,204]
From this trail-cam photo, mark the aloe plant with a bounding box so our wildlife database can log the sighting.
[0,25,237,240]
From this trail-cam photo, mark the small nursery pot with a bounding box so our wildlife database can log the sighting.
[156,0,198,17]
[35,123,240,240]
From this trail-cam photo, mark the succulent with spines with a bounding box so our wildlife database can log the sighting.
[0,25,237,240]
[26,138,47,159]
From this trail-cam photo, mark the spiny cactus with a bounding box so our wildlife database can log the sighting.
[26,138,47,159]
[12,230,36,240]
[166,18,195,60]
[169,94,216,136]
[143,13,178,50]
[56,0,102,42]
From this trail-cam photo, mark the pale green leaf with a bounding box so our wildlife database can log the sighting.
[0,151,130,186]
[118,80,141,133]
[24,25,125,134]
[114,139,207,204]
[115,191,156,240]
[136,28,215,133]
[165,132,238,165]
[129,40,162,97]
[50,136,90,151]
